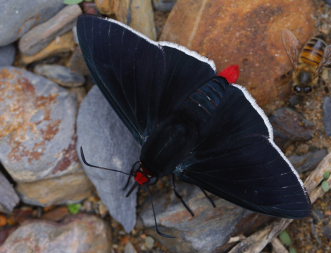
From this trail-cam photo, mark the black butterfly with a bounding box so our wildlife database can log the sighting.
[76,14,311,234]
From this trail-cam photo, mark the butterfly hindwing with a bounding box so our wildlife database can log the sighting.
[77,15,216,144]
[177,84,311,218]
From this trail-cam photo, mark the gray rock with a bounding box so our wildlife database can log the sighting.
[34,64,85,88]
[19,5,82,56]
[0,44,16,66]
[140,182,248,253]
[77,85,140,232]
[0,171,19,213]
[0,0,64,46]
[323,96,331,136]
[125,242,137,253]
[289,149,328,174]
[269,107,315,146]
[153,0,177,11]
[0,214,112,253]
[0,67,78,182]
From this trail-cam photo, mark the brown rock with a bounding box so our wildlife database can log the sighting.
[161,0,316,107]
[19,5,82,56]
[21,32,76,64]
[99,0,156,40]
[16,171,93,206]
[0,214,112,253]
[67,47,90,76]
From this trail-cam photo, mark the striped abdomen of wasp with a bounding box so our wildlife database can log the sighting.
[282,29,331,94]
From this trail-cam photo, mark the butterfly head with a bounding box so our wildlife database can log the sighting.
[134,165,158,185]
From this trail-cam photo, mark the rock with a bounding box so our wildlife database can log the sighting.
[19,5,81,56]
[289,149,328,174]
[161,0,316,107]
[144,236,155,250]
[140,182,249,253]
[67,47,90,76]
[269,107,315,146]
[324,0,331,6]
[69,87,87,105]
[153,0,177,11]
[16,171,93,206]
[323,96,331,136]
[0,214,112,253]
[99,0,156,40]
[42,206,70,221]
[0,171,19,213]
[34,64,85,88]
[20,32,75,64]
[0,67,79,182]
[0,0,64,46]
[82,2,99,15]
[0,45,16,66]
[77,85,140,232]
[95,0,113,14]
[125,242,137,253]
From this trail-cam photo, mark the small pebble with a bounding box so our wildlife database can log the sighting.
[323,96,331,136]
[144,236,155,250]
[124,242,137,253]
[34,64,85,88]
[153,0,177,11]
[0,44,16,66]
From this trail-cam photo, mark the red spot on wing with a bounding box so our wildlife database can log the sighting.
[218,65,240,83]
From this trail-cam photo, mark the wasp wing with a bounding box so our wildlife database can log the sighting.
[77,15,216,144]
[178,84,311,218]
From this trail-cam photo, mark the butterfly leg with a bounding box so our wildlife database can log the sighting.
[172,174,195,217]
[123,161,141,191]
[199,187,216,208]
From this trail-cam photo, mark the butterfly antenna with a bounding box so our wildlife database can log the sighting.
[146,186,175,239]
[80,146,131,176]
[123,161,141,191]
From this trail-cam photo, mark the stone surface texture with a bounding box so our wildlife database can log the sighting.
[16,171,93,206]
[96,0,156,40]
[289,149,328,173]
[34,64,85,88]
[19,4,81,56]
[153,0,177,11]
[0,0,64,46]
[0,67,78,182]
[140,182,249,253]
[323,96,331,136]
[20,32,75,64]
[0,171,19,213]
[77,85,140,232]
[160,0,316,107]
[0,45,16,66]
[0,214,112,253]
[270,107,315,146]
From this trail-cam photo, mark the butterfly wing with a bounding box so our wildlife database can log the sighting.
[76,15,216,144]
[177,84,311,218]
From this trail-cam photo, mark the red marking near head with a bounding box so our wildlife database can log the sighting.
[134,167,153,185]
[218,65,240,83]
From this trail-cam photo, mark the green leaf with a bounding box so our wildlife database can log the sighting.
[324,171,330,180]
[322,180,330,192]
[67,203,82,214]
[64,0,83,5]
[84,0,93,2]
[289,247,297,253]
[279,230,292,246]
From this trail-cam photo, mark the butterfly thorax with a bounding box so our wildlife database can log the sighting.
[140,115,198,178]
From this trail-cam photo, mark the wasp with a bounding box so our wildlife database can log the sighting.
[282,29,331,94]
